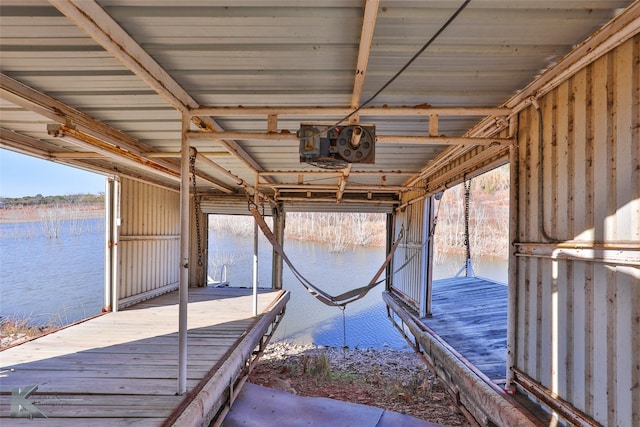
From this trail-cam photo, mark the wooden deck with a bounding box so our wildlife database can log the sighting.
[383,277,540,427]
[421,276,508,381]
[0,287,288,426]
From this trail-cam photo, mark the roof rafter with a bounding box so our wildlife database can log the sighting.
[0,74,233,193]
[48,0,272,183]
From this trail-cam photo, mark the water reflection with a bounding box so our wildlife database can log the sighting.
[209,230,507,350]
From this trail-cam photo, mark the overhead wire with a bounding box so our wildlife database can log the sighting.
[303,0,472,168]
[333,0,472,127]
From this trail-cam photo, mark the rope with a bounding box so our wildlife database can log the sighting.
[250,206,404,308]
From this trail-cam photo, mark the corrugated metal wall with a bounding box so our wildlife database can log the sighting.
[513,35,639,426]
[391,191,427,310]
[117,178,181,307]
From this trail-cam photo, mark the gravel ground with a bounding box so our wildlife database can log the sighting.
[249,342,473,426]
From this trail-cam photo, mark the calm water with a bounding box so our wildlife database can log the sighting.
[208,229,507,350]
[0,219,105,326]
[0,220,507,350]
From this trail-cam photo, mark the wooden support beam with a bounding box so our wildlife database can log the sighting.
[49,0,272,183]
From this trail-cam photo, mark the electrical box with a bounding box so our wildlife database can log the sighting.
[298,124,375,168]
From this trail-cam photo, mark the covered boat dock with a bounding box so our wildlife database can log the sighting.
[1,1,639,426]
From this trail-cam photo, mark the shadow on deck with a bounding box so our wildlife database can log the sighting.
[0,287,289,426]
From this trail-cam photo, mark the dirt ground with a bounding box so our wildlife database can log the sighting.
[248,342,473,426]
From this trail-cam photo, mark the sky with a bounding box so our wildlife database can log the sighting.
[0,149,106,198]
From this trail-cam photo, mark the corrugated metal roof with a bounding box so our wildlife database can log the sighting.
[0,0,635,212]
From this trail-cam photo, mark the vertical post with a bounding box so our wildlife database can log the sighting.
[271,203,284,290]
[419,196,434,318]
[178,114,190,395]
[385,212,395,291]
[252,175,259,316]
[104,176,120,312]
[506,119,520,392]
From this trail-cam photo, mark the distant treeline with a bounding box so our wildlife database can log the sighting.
[0,193,104,207]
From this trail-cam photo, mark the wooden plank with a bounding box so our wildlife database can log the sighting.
[421,277,508,381]
[0,287,285,425]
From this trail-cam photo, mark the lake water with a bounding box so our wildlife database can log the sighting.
[209,230,507,349]
[0,219,105,326]
[0,220,507,350]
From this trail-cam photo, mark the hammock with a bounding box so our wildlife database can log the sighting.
[250,207,404,307]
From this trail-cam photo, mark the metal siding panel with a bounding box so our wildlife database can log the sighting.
[514,36,640,425]
[390,192,425,307]
[117,178,180,301]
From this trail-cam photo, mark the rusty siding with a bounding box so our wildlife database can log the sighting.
[513,35,639,426]
[117,177,181,307]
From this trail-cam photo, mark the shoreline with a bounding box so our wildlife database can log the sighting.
[249,341,472,426]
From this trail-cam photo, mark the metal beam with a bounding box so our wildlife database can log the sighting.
[262,183,409,193]
[276,196,397,205]
[178,113,190,395]
[187,130,512,146]
[337,164,352,203]
[1,127,54,160]
[49,0,272,182]
[259,170,413,177]
[0,74,170,162]
[349,0,379,124]
[189,106,511,118]
[1,74,234,193]
[48,124,234,194]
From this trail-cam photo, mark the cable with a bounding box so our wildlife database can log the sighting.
[334,0,472,126]
[303,0,472,170]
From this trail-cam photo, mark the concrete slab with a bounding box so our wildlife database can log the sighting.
[222,383,442,427]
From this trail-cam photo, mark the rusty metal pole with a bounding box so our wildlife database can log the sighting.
[271,203,285,290]
[252,175,259,316]
[506,117,520,393]
[178,114,190,395]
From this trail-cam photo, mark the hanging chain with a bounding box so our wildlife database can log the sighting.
[463,178,471,276]
[189,152,203,267]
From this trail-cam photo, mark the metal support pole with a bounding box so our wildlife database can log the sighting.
[271,203,285,290]
[420,196,435,317]
[104,176,120,312]
[178,114,190,395]
[252,175,259,316]
[506,136,520,392]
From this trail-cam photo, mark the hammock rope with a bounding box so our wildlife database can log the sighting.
[250,206,404,308]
